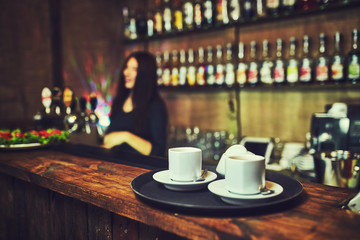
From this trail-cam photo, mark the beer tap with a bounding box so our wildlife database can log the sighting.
[89,93,104,137]
[63,88,79,133]
[79,97,91,134]
[41,87,52,115]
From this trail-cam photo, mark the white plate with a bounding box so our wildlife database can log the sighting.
[153,170,217,191]
[0,143,45,150]
[208,179,283,205]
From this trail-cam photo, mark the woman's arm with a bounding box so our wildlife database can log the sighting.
[103,131,152,155]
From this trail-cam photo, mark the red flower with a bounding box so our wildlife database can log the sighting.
[14,132,25,138]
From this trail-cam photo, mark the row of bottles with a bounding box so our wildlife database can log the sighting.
[33,87,103,136]
[156,29,360,87]
[123,0,355,39]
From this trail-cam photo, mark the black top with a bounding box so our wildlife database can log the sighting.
[106,97,168,157]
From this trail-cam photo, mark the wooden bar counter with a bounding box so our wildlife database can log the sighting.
[0,144,360,240]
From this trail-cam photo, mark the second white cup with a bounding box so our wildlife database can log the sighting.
[168,147,202,182]
[225,154,265,195]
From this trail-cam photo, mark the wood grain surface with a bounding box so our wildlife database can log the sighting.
[0,146,359,240]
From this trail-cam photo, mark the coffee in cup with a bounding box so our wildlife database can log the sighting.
[168,147,202,182]
[225,154,265,195]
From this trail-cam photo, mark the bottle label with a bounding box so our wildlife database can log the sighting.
[299,58,311,82]
[260,61,273,84]
[316,57,328,81]
[197,66,206,85]
[348,55,360,79]
[179,66,187,85]
[187,66,196,86]
[248,62,258,84]
[225,63,235,86]
[171,68,179,86]
[274,60,285,83]
[206,65,215,85]
[174,10,183,31]
[215,64,225,85]
[237,63,247,85]
[331,56,343,81]
[287,59,298,83]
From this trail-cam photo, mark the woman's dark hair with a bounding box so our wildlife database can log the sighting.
[110,51,161,133]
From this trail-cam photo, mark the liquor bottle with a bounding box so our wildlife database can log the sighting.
[162,50,171,86]
[282,0,296,15]
[273,38,286,85]
[147,11,154,37]
[347,29,360,84]
[156,52,163,86]
[122,7,131,39]
[330,31,345,83]
[299,35,314,83]
[196,47,207,86]
[179,49,188,86]
[154,0,163,35]
[260,39,274,84]
[237,42,248,87]
[183,0,194,30]
[187,48,197,86]
[163,0,173,34]
[266,0,280,17]
[194,0,204,29]
[215,45,225,86]
[203,0,215,28]
[286,37,299,85]
[244,0,256,20]
[171,50,180,86]
[297,0,317,10]
[216,0,230,25]
[256,0,267,19]
[205,46,216,86]
[128,9,138,39]
[315,33,330,84]
[225,43,236,87]
[247,41,260,86]
[135,10,147,38]
[173,0,184,32]
[228,0,242,23]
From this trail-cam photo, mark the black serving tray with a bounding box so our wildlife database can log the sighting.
[131,169,303,215]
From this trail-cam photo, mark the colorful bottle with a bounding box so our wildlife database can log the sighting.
[299,35,314,83]
[179,49,188,86]
[163,0,173,34]
[266,0,280,17]
[215,45,225,86]
[194,0,204,29]
[347,29,360,84]
[154,0,163,35]
[331,31,345,83]
[216,0,230,25]
[162,50,171,86]
[237,42,248,87]
[282,0,296,15]
[260,39,274,84]
[171,50,180,86]
[173,0,184,32]
[187,48,197,86]
[244,0,256,20]
[225,43,236,87]
[256,0,267,19]
[273,38,286,85]
[183,0,194,30]
[156,52,163,86]
[315,33,330,84]
[196,47,207,86]
[203,0,215,28]
[206,46,216,86]
[247,41,260,86]
[228,0,242,23]
[286,37,299,85]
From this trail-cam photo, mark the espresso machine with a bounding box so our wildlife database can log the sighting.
[309,103,360,190]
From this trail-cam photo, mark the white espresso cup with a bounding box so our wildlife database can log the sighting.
[225,154,265,195]
[168,147,202,182]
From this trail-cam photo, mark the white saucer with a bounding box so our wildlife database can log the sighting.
[153,170,217,191]
[208,180,283,205]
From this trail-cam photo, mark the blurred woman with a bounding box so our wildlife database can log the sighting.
[103,51,167,156]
